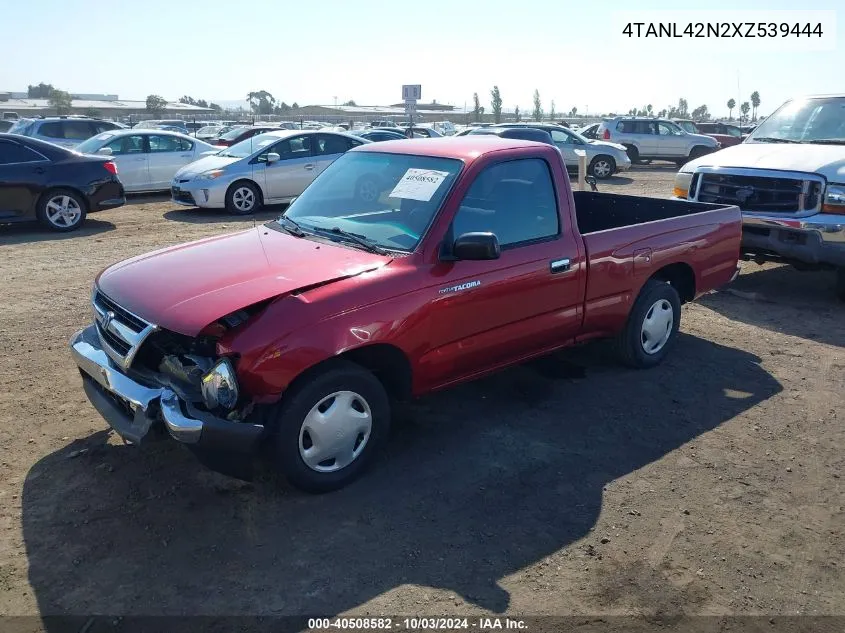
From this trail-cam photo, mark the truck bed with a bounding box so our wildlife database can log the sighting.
[573,191,727,234]
[573,192,742,337]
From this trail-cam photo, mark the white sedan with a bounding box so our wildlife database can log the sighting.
[75,129,218,192]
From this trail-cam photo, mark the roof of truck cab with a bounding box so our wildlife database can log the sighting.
[352,136,550,162]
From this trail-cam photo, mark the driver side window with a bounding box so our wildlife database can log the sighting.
[451,159,559,248]
[257,136,312,162]
[657,123,680,136]
[550,130,572,144]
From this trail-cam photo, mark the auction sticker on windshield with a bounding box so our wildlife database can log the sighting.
[389,169,450,201]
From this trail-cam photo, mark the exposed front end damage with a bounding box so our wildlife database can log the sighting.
[70,290,266,479]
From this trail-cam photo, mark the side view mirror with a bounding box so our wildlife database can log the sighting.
[585,175,598,191]
[266,152,281,164]
[97,147,113,156]
[452,232,500,261]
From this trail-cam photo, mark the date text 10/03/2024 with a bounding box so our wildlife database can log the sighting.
[621,22,823,38]
[307,617,528,630]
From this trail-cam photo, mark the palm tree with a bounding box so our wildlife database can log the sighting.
[740,101,750,124]
[646,104,653,116]
[750,91,761,121]
[727,98,736,121]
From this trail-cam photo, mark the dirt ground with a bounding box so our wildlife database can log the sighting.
[0,165,843,626]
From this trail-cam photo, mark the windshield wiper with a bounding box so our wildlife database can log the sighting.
[277,215,306,237]
[751,137,801,144]
[807,139,845,145]
[317,226,387,255]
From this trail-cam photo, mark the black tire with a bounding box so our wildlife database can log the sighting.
[688,146,710,161]
[36,188,87,232]
[615,279,682,368]
[836,267,845,302]
[269,360,390,493]
[589,155,616,180]
[623,144,639,163]
[225,180,262,215]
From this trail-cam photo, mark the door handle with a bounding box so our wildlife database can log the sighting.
[180,154,192,158]
[550,258,571,273]
[135,157,146,161]
[304,163,315,170]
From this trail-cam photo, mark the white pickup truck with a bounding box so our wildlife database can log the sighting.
[674,95,845,300]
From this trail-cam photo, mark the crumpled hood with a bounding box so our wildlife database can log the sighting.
[96,227,391,336]
[682,142,845,181]
[174,154,239,179]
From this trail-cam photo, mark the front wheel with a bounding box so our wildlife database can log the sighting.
[615,279,682,368]
[270,360,390,493]
[225,181,262,215]
[589,155,616,180]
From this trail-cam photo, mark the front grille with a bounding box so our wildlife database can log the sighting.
[171,187,195,205]
[92,290,157,369]
[692,169,823,214]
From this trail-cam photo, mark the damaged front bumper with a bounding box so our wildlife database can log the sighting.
[69,325,265,478]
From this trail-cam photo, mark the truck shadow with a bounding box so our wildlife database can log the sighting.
[700,265,843,347]
[22,334,781,620]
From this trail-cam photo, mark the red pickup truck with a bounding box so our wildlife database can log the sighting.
[70,137,741,492]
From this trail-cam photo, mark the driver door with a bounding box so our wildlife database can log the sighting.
[656,122,686,157]
[550,129,579,168]
[254,135,316,200]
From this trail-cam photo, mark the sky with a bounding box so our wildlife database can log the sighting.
[0,0,840,118]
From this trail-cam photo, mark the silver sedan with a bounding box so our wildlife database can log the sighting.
[170,130,368,214]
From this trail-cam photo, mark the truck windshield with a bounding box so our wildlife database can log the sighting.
[283,152,462,252]
[748,97,845,144]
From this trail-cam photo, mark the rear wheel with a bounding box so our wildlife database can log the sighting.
[269,360,390,493]
[225,181,261,215]
[615,279,682,368]
[589,155,616,180]
[623,144,639,164]
[36,188,87,232]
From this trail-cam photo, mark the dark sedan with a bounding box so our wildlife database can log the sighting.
[0,134,125,232]
[213,126,279,147]
[354,129,407,142]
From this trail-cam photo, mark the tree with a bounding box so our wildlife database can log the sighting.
[490,86,502,123]
[658,109,667,118]
[677,98,688,117]
[27,83,54,98]
[179,96,196,105]
[691,104,709,120]
[247,90,276,115]
[514,105,521,121]
[472,92,481,121]
[48,89,73,115]
[750,91,761,121]
[146,94,168,115]
[291,102,299,110]
[740,101,750,122]
[727,98,736,120]
[647,104,653,116]
[343,100,357,106]
[209,102,222,112]
[570,106,577,116]
[532,89,542,121]
[548,100,556,122]
[84,107,101,118]
[196,99,208,109]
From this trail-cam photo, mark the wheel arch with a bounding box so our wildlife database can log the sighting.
[36,186,90,213]
[226,178,264,205]
[648,262,696,303]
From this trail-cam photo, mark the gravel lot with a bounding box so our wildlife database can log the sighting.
[0,165,842,626]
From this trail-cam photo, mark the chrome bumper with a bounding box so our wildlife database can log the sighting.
[71,325,202,444]
[741,211,845,267]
